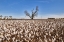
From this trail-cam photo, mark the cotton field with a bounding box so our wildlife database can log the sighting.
[0,19,64,42]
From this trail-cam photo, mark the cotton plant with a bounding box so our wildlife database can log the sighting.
[0,20,64,42]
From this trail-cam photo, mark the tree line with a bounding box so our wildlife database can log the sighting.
[0,15,12,19]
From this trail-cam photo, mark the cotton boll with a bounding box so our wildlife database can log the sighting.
[29,33,31,37]
[0,35,4,38]
[0,38,2,42]
[36,32,39,36]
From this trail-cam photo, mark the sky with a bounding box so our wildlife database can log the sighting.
[0,0,64,19]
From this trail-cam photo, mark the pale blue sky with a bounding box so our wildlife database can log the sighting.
[0,0,64,18]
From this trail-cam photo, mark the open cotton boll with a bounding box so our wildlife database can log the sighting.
[29,33,31,37]
[0,35,4,38]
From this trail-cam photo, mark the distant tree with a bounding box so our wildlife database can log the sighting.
[3,16,6,19]
[0,15,3,19]
[24,6,38,19]
[7,16,8,19]
[9,16,12,19]
[48,18,55,19]
[4,16,8,19]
